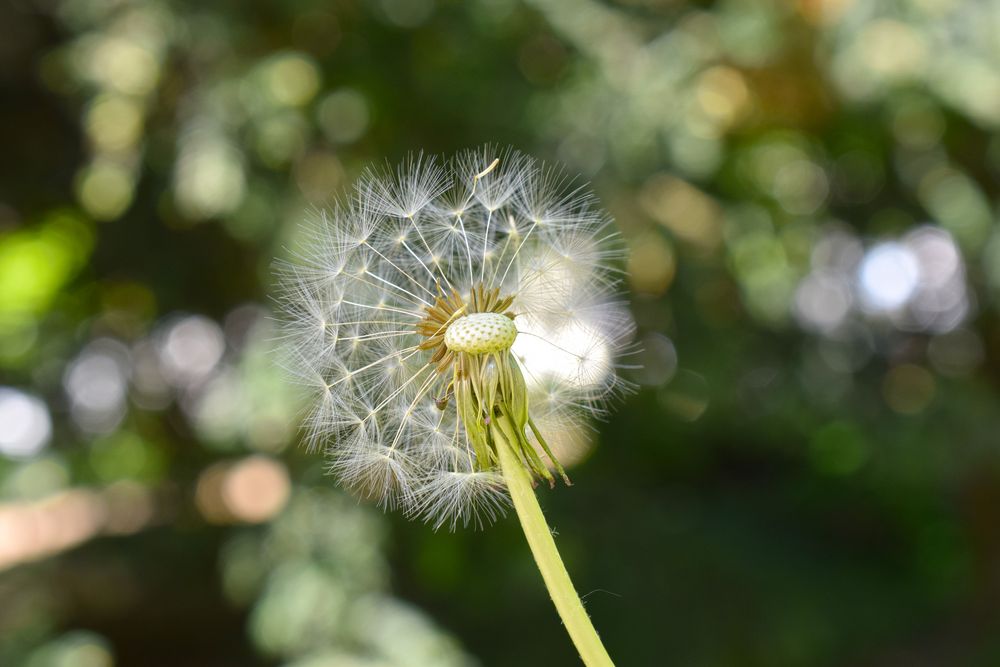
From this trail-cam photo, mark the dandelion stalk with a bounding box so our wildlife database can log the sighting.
[278,148,635,661]
[491,415,614,667]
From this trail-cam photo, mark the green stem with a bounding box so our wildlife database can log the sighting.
[492,418,615,667]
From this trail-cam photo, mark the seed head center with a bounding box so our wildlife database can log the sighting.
[444,312,517,355]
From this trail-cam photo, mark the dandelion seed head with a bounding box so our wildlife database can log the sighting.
[444,313,518,355]
[277,147,634,529]
[414,470,509,531]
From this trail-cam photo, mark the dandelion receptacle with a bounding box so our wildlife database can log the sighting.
[278,147,633,665]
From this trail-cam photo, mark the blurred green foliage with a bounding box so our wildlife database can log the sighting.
[2,0,1000,665]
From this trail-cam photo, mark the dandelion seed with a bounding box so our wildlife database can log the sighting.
[277,147,634,530]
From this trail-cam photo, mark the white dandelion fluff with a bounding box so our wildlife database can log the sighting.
[277,146,634,530]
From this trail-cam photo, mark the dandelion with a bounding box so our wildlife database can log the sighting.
[278,147,633,665]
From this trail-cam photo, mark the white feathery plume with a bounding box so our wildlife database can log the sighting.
[277,146,634,530]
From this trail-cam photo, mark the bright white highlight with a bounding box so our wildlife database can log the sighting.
[512,317,613,392]
[858,242,919,312]
[0,388,52,459]
[159,315,225,387]
[794,274,852,333]
[795,224,970,336]
[64,338,131,435]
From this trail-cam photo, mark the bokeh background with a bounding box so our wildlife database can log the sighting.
[2,0,1000,665]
